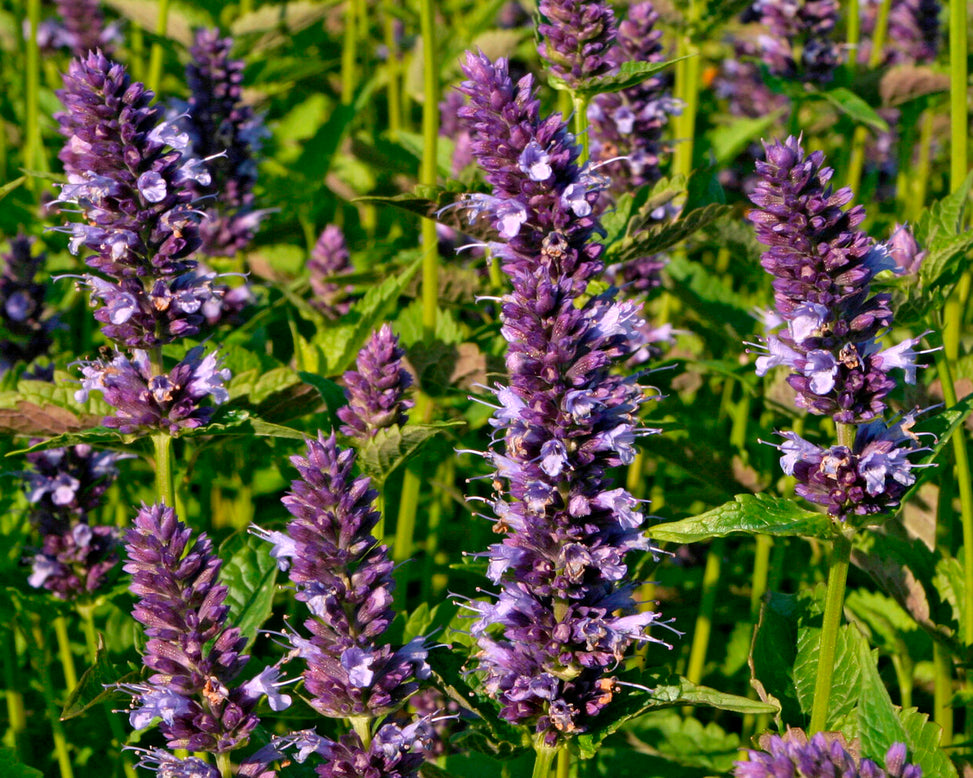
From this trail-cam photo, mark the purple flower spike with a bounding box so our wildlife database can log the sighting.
[313,719,436,778]
[735,729,922,777]
[458,51,671,746]
[337,324,414,441]
[308,224,354,319]
[0,234,54,374]
[272,433,430,720]
[747,0,841,82]
[55,51,202,279]
[747,136,930,424]
[124,503,282,753]
[131,748,221,778]
[75,346,231,435]
[54,0,121,57]
[538,0,617,88]
[177,29,268,256]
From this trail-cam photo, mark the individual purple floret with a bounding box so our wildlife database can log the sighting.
[267,432,430,721]
[538,0,617,88]
[588,2,679,194]
[735,729,922,777]
[457,51,670,745]
[308,225,354,319]
[54,0,120,56]
[746,0,841,82]
[0,234,54,374]
[772,410,931,520]
[74,346,230,435]
[177,28,268,256]
[55,51,203,280]
[23,444,124,600]
[123,503,282,753]
[131,748,221,778]
[887,223,925,275]
[337,325,414,441]
[747,136,932,424]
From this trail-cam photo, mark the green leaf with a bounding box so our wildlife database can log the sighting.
[604,203,731,265]
[897,394,973,507]
[563,56,691,98]
[575,673,777,759]
[708,112,787,166]
[816,87,890,133]
[917,231,973,290]
[355,185,496,241]
[9,427,136,456]
[0,373,108,437]
[649,493,836,543]
[894,706,957,777]
[219,532,279,652]
[0,176,26,202]
[0,748,43,778]
[308,257,422,375]
[601,177,686,247]
[355,421,465,483]
[61,634,135,719]
[915,170,973,250]
[624,710,742,773]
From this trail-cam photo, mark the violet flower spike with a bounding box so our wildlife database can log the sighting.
[0,233,54,375]
[337,324,414,441]
[538,0,617,89]
[123,503,285,753]
[457,51,672,746]
[265,432,431,721]
[735,729,922,777]
[308,224,354,319]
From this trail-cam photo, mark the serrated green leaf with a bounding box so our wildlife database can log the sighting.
[564,56,690,98]
[895,706,957,777]
[9,427,136,456]
[61,634,135,719]
[708,112,787,166]
[816,87,890,133]
[219,532,278,652]
[355,421,464,483]
[355,186,495,241]
[575,673,777,758]
[605,203,731,264]
[0,748,43,778]
[918,231,973,291]
[625,710,742,772]
[649,493,836,543]
[310,257,422,375]
[915,170,973,250]
[186,411,307,441]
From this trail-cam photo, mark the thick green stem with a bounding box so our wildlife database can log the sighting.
[685,540,722,688]
[216,752,233,778]
[25,0,41,187]
[845,0,861,82]
[30,617,74,778]
[53,616,78,691]
[672,34,700,183]
[911,110,934,222]
[420,0,439,342]
[532,743,558,778]
[146,0,170,94]
[3,624,28,761]
[949,0,968,191]
[340,0,356,105]
[750,535,772,621]
[809,529,853,733]
[384,15,402,138]
[556,747,570,778]
[154,433,175,508]
[933,642,954,745]
[350,716,372,749]
[573,95,589,163]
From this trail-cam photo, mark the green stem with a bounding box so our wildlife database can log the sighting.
[420,0,439,342]
[808,529,853,734]
[25,0,41,188]
[685,540,722,689]
[949,0,968,191]
[154,433,175,508]
[350,716,372,749]
[935,350,973,646]
[384,15,402,138]
[340,0,356,105]
[573,95,589,163]
[911,110,934,222]
[532,743,558,778]
[891,654,913,710]
[216,752,233,778]
[30,617,74,778]
[2,624,27,761]
[53,616,78,691]
[845,0,860,82]
[750,535,772,622]
[394,394,432,567]
[556,747,570,778]
[146,0,170,94]
[933,642,954,745]
[672,35,700,183]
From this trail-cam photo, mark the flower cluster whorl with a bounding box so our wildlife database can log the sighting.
[458,51,669,745]
[745,0,841,82]
[538,0,617,88]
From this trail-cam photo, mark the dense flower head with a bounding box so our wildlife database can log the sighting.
[75,346,230,434]
[0,234,54,372]
[714,39,790,121]
[588,2,679,193]
[747,136,930,424]
[177,28,268,256]
[745,0,841,82]
[55,51,203,279]
[308,224,354,319]
[860,0,941,65]
[773,410,930,520]
[268,432,430,719]
[735,729,922,777]
[337,325,414,440]
[28,521,120,599]
[458,51,669,745]
[131,748,221,778]
[123,503,275,753]
[538,0,617,88]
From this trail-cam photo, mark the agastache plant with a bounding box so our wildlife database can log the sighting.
[176,28,268,257]
[53,51,231,436]
[537,0,617,89]
[253,432,434,774]
[735,730,923,777]
[308,224,354,319]
[337,324,414,442]
[122,503,289,766]
[456,50,671,764]
[747,135,934,521]
[744,0,841,83]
